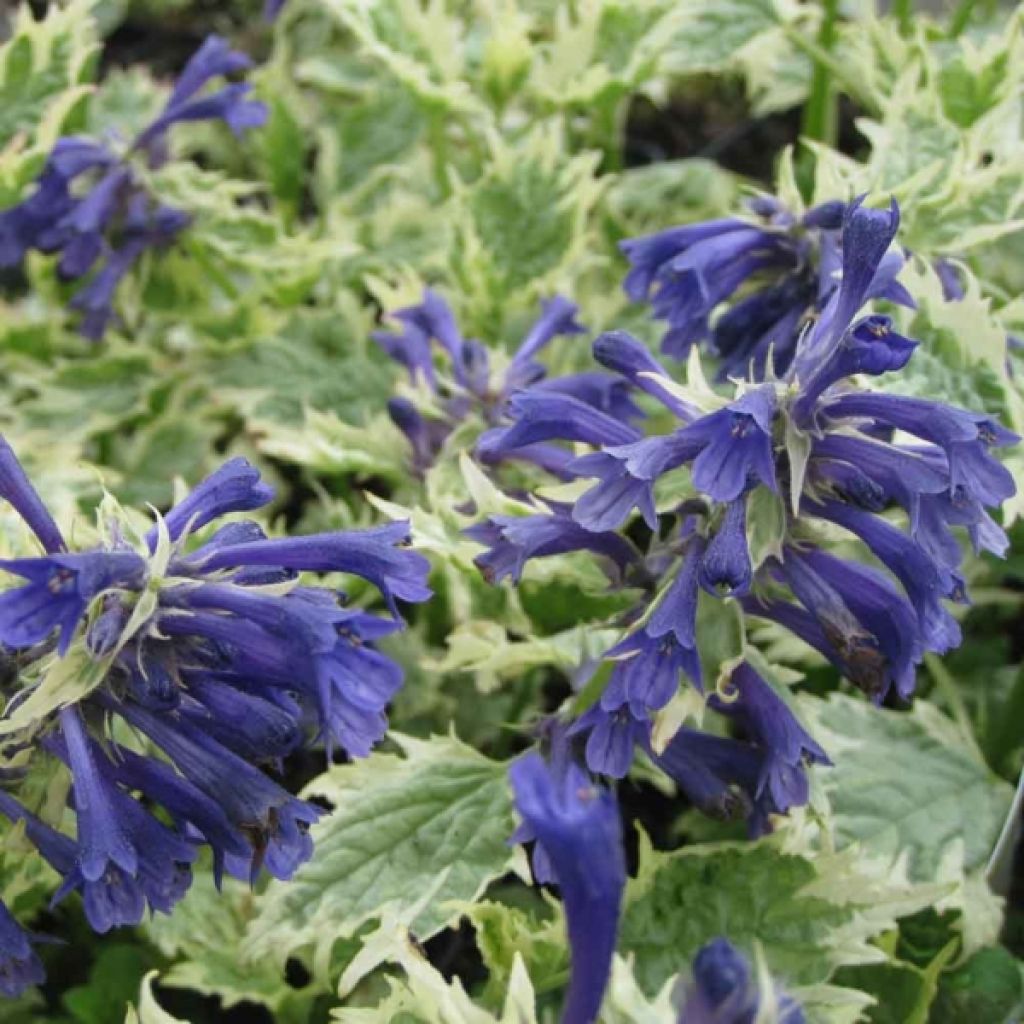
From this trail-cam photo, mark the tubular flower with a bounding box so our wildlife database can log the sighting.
[0,901,46,999]
[0,36,266,339]
[509,750,625,1024]
[621,195,912,376]
[373,289,641,475]
[0,441,430,979]
[677,938,805,1023]
[471,197,1017,832]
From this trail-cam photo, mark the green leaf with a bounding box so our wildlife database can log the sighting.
[619,840,850,996]
[663,0,784,73]
[321,80,423,194]
[453,129,601,319]
[805,694,1014,882]
[459,899,568,1008]
[620,830,946,1001]
[208,310,395,426]
[859,82,960,193]
[695,591,745,690]
[0,0,97,152]
[246,733,519,975]
[64,944,154,1024]
[143,870,304,1014]
[832,959,939,1024]
[260,92,307,211]
[19,350,160,437]
[109,412,221,508]
[932,945,1024,1023]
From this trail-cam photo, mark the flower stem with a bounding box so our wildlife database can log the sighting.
[893,0,914,35]
[948,0,978,37]
[800,0,841,146]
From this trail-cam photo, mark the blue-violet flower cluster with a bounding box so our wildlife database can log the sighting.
[0,36,266,339]
[374,289,642,476]
[474,198,1018,836]
[622,194,913,379]
[0,438,430,994]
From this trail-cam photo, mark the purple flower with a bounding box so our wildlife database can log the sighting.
[776,548,923,701]
[0,36,264,339]
[505,295,587,390]
[148,456,275,548]
[793,197,903,381]
[509,751,625,1024]
[710,663,829,820]
[806,497,961,652]
[678,938,805,1024]
[683,387,777,503]
[468,508,638,585]
[822,393,1018,506]
[199,520,432,616]
[569,702,650,778]
[0,901,46,998]
[478,391,641,460]
[601,628,698,715]
[0,439,429,927]
[619,198,886,376]
[135,36,266,159]
[646,536,704,685]
[699,498,752,597]
[652,727,762,824]
[571,433,699,532]
[0,550,146,655]
[374,290,597,472]
[109,697,319,883]
[793,313,917,417]
[0,437,66,554]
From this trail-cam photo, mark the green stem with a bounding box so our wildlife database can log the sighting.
[783,23,879,116]
[948,0,978,37]
[428,111,452,200]
[924,653,987,765]
[893,0,914,36]
[594,98,625,172]
[800,0,841,146]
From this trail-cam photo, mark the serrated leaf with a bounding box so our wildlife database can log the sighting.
[143,871,301,1014]
[256,409,408,480]
[246,733,518,975]
[0,0,97,152]
[428,620,618,693]
[457,899,568,1007]
[663,0,785,73]
[208,311,395,426]
[620,840,850,995]
[932,945,1024,1024]
[19,350,160,437]
[453,127,602,316]
[805,694,1014,883]
[260,92,307,211]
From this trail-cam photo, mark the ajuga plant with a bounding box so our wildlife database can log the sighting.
[2,0,1024,1021]
[0,438,428,993]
